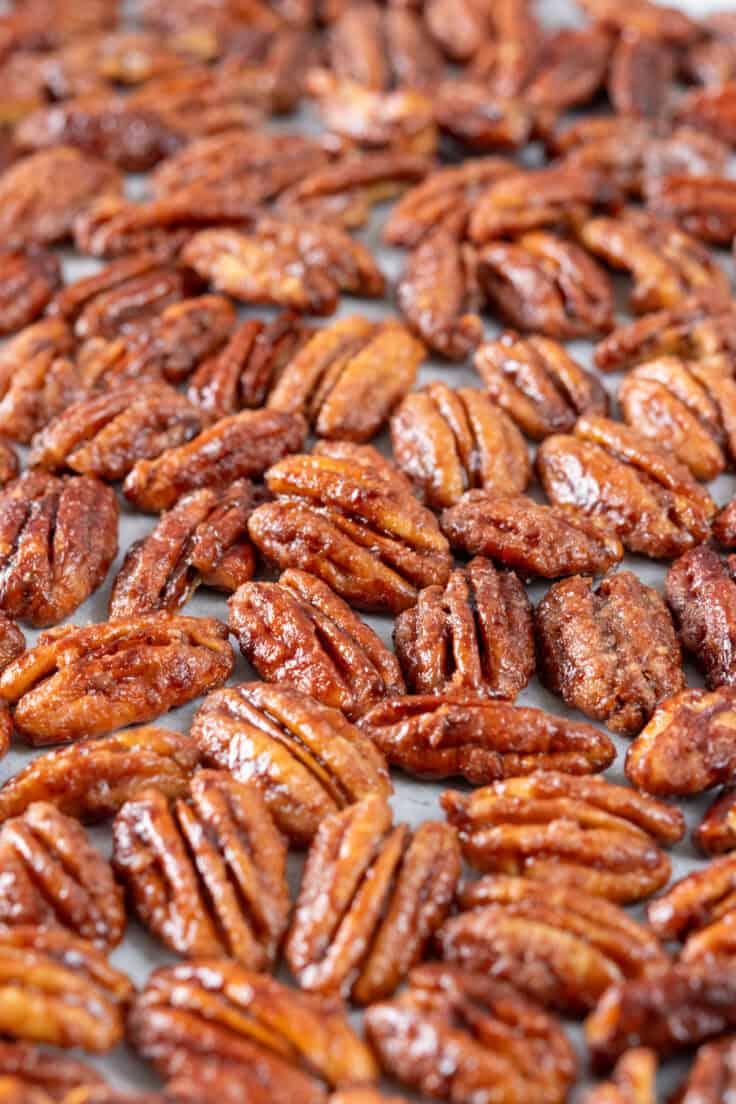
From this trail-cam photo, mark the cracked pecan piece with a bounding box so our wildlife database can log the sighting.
[123,408,306,513]
[191,682,391,846]
[110,482,260,617]
[697,787,736,855]
[359,696,614,783]
[390,383,530,509]
[0,802,124,948]
[228,568,404,719]
[475,332,608,440]
[536,571,683,737]
[307,71,437,154]
[0,318,79,445]
[0,615,233,746]
[666,545,736,687]
[0,471,118,628]
[0,1041,103,1101]
[391,558,534,700]
[440,491,623,579]
[113,770,289,968]
[677,82,736,147]
[608,34,674,119]
[442,772,684,903]
[0,249,60,337]
[0,727,200,824]
[581,1049,657,1104]
[266,317,423,442]
[537,415,716,559]
[595,298,736,373]
[285,795,460,1002]
[365,962,576,1104]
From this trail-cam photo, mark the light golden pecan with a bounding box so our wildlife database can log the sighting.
[0,615,233,746]
[0,1041,103,1101]
[359,696,615,783]
[113,770,289,968]
[432,83,533,153]
[364,963,577,1104]
[537,414,716,559]
[0,249,60,338]
[647,851,736,943]
[0,319,78,445]
[228,568,404,719]
[666,545,736,688]
[441,876,668,1014]
[581,1049,657,1104]
[442,772,684,902]
[390,383,530,509]
[608,34,674,119]
[475,332,608,440]
[123,408,306,513]
[577,0,697,41]
[677,82,736,146]
[697,786,736,855]
[647,174,736,246]
[285,795,460,1003]
[536,571,684,737]
[306,71,437,154]
[191,681,391,846]
[595,298,736,373]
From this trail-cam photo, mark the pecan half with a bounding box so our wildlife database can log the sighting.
[359,696,615,782]
[595,299,736,373]
[581,1049,657,1104]
[647,174,736,246]
[432,83,532,153]
[285,795,460,1002]
[0,1041,103,1101]
[191,682,392,846]
[648,851,736,944]
[0,615,233,746]
[537,415,716,559]
[0,803,124,948]
[522,25,612,112]
[123,408,306,513]
[608,35,674,118]
[672,1037,736,1104]
[442,772,684,902]
[536,571,683,736]
[0,249,60,337]
[0,616,23,673]
[0,318,79,445]
[666,545,736,688]
[697,787,736,855]
[715,497,736,547]
[677,82,736,147]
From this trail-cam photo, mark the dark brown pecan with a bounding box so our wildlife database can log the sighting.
[432,83,533,153]
[475,332,608,440]
[285,795,460,1002]
[666,545,736,688]
[0,726,200,824]
[0,471,118,628]
[249,447,452,613]
[364,963,577,1104]
[648,851,736,943]
[191,681,392,846]
[580,1049,657,1104]
[390,383,530,509]
[0,250,60,337]
[110,482,259,617]
[440,491,623,579]
[671,1037,736,1104]
[306,71,437,154]
[697,787,736,855]
[0,318,79,445]
[537,415,716,559]
[0,802,124,948]
[228,569,405,719]
[536,571,684,737]
[391,558,534,700]
[442,772,684,903]
[608,34,674,118]
[129,960,379,1102]
[647,173,736,245]
[677,82,736,147]
[577,0,697,42]
[595,298,736,373]
[0,1041,104,1101]
[265,317,423,442]
[123,408,306,513]
[359,696,614,783]
[440,876,668,1014]
[113,770,289,967]
[0,615,233,746]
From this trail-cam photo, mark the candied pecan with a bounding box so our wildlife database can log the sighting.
[715,497,736,547]
[191,682,391,845]
[432,83,533,152]
[391,558,534,700]
[364,963,576,1104]
[0,250,60,337]
[249,449,452,612]
[666,545,736,687]
[648,851,736,943]
[677,82,736,147]
[595,299,736,373]
[0,471,118,628]
[440,491,623,579]
[577,0,697,42]
[123,408,306,513]
[0,616,24,673]
[647,173,736,245]
[581,1049,657,1104]
[0,442,18,489]
[360,696,614,783]
[0,1041,103,1101]
[537,414,716,559]
[0,318,79,445]
[475,333,608,440]
[522,25,612,112]
[66,271,207,348]
[0,615,233,746]
[307,71,437,154]
[0,727,200,824]
[113,770,288,967]
[440,877,668,1014]
[285,795,459,1002]
[697,787,736,855]
[0,802,124,948]
[228,569,404,719]
[390,382,530,509]
[266,317,423,442]
[672,1037,736,1104]
[48,254,176,327]
[536,572,683,737]
[442,772,684,903]
[608,34,674,118]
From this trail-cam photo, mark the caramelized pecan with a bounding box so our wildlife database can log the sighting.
[577,0,697,41]
[0,250,60,337]
[522,25,612,112]
[647,174,736,246]
[666,545,736,687]
[697,787,736,855]
[0,1041,103,1101]
[581,1049,657,1104]
[672,1037,736,1104]
[62,268,205,346]
[425,0,539,68]
[0,319,79,445]
[648,851,736,943]
[714,497,736,547]
[432,83,532,153]
[595,299,736,373]
[608,34,674,118]
[0,616,24,674]
[677,82,736,147]
[0,443,18,489]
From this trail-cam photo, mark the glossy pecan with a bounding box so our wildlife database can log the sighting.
[0,802,124,948]
[595,298,736,373]
[715,497,736,547]
[671,1037,736,1104]
[697,787,736,855]
[440,491,623,579]
[677,82,736,147]
[442,772,684,902]
[577,0,697,41]
[0,1041,103,1101]
[648,851,736,944]
[302,70,436,153]
[580,1049,657,1104]
[0,318,79,445]
[608,34,674,118]
[191,681,392,845]
[0,249,60,337]
[0,614,233,746]
[0,616,23,673]
[648,172,736,247]
[390,383,530,509]
[666,545,736,688]
[285,795,460,1002]
[0,726,200,824]
[359,696,614,782]
[364,963,576,1104]
[537,414,716,559]
[432,82,532,152]
[536,571,683,736]
[123,408,306,513]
